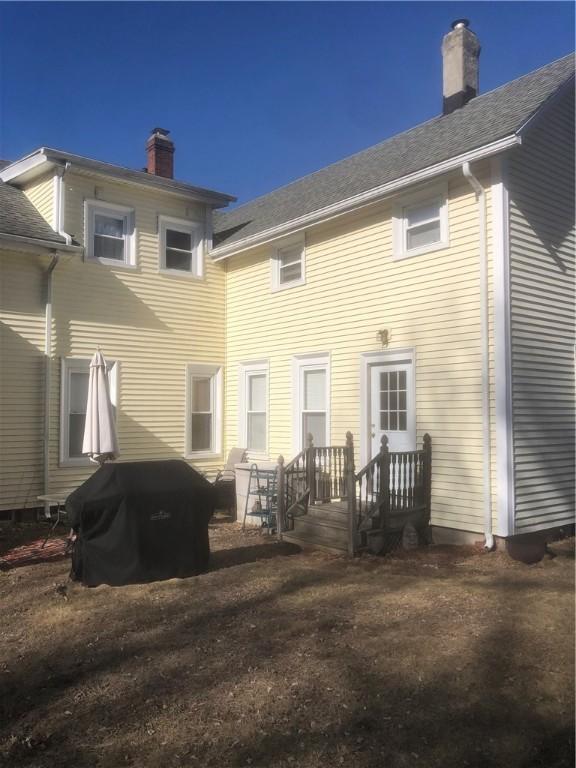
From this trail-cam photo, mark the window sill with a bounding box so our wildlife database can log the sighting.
[393,239,449,261]
[271,278,306,293]
[159,268,205,280]
[59,458,93,468]
[86,256,138,269]
[186,451,222,461]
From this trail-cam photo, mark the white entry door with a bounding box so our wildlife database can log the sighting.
[369,360,415,459]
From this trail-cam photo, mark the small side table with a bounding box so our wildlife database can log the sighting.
[37,493,72,548]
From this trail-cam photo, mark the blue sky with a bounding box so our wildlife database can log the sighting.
[0,2,573,205]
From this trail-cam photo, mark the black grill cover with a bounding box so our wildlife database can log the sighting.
[66,460,215,587]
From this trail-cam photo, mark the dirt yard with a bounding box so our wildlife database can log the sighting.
[0,518,574,768]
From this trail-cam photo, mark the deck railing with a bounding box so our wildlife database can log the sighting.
[276,432,431,553]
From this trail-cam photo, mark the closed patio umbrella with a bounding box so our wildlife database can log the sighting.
[82,350,119,464]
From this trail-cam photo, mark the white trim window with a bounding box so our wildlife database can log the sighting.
[85,200,135,266]
[292,354,330,453]
[60,357,118,465]
[159,216,204,277]
[271,235,305,291]
[239,361,269,456]
[392,184,448,259]
[186,364,222,457]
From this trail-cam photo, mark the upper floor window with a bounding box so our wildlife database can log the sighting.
[392,184,448,260]
[271,235,305,291]
[159,216,203,277]
[85,200,135,266]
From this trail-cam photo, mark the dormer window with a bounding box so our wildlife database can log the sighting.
[271,235,306,291]
[85,200,135,266]
[159,216,203,277]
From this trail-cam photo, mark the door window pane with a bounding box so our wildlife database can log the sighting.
[379,367,408,433]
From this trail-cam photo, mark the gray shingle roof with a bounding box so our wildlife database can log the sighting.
[0,180,66,246]
[213,53,575,250]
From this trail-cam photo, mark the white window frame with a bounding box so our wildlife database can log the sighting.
[271,234,306,291]
[159,215,204,278]
[292,353,330,455]
[392,183,449,260]
[239,360,269,458]
[185,364,223,459]
[60,357,119,466]
[84,199,136,267]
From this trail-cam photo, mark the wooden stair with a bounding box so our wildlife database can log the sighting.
[282,501,348,553]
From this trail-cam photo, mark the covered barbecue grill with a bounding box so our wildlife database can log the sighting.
[66,460,215,587]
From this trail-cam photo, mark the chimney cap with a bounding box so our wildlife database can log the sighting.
[451,18,470,30]
[150,127,171,137]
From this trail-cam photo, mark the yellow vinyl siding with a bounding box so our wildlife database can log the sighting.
[0,251,47,510]
[22,174,55,229]
[508,88,575,533]
[45,171,225,497]
[226,166,496,534]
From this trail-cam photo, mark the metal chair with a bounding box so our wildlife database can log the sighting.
[212,447,247,517]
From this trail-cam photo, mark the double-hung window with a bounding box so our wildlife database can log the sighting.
[159,216,203,277]
[60,358,118,464]
[293,354,330,452]
[240,361,268,455]
[85,200,135,265]
[271,236,305,291]
[186,364,222,456]
[393,184,448,259]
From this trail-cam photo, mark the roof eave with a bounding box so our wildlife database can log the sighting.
[0,148,237,207]
[209,133,522,261]
[0,231,83,255]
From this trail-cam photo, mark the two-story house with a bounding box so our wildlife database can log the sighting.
[1,22,574,558]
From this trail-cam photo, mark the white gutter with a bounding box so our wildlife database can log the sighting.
[462,161,495,551]
[43,254,59,512]
[211,134,521,260]
[0,232,81,254]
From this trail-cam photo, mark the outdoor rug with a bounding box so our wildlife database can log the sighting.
[0,536,68,570]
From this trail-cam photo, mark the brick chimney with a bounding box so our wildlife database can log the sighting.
[146,128,174,178]
[442,19,481,115]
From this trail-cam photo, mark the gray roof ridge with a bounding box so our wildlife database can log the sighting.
[217,51,575,218]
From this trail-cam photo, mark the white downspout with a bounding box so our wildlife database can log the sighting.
[462,161,495,551]
[43,163,72,510]
[43,254,59,513]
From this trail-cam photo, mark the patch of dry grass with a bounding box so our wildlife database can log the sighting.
[0,521,574,768]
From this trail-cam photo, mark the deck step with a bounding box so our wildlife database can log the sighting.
[291,514,348,549]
